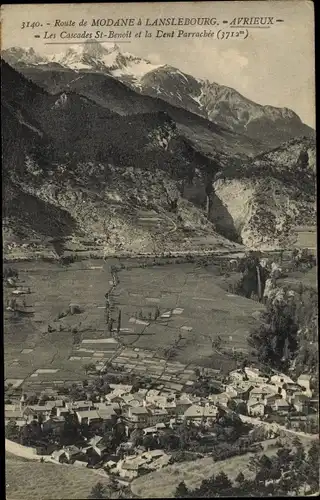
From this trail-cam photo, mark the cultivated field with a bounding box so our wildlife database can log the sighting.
[5,453,110,500]
[111,263,264,364]
[278,267,317,291]
[4,258,265,390]
[293,226,317,251]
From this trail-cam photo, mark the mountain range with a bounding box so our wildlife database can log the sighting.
[1,42,316,256]
[3,41,314,149]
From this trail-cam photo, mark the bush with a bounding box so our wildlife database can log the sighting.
[3,267,19,279]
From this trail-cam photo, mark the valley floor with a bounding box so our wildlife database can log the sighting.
[4,257,263,392]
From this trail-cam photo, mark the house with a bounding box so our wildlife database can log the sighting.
[140,449,171,471]
[148,408,168,426]
[27,405,52,418]
[228,398,247,414]
[146,395,167,407]
[116,449,170,480]
[88,435,103,447]
[247,400,265,417]
[141,449,166,460]
[93,441,109,457]
[297,374,313,396]
[145,389,160,397]
[183,404,218,423]
[105,386,133,403]
[51,449,67,463]
[208,392,230,407]
[231,381,254,401]
[63,445,83,462]
[272,398,290,414]
[42,416,65,433]
[244,367,268,383]
[244,367,260,379]
[155,422,166,430]
[56,407,70,418]
[109,384,133,393]
[137,388,149,397]
[105,393,126,404]
[264,393,283,408]
[76,410,101,426]
[143,426,158,436]
[73,460,88,468]
[117,460,139,480]
[249,385,278,403]
[225,386,238,398]
[288,416,308,430]
[66,401,93,412]
[145,454,171,470]
[293,394,310,413]
[96,405,117,424]
[308,398,319,411]
[5,404,18,412]
[121,394,136,405]
[229,370,246,382]
[5,409,33,427]
[126,406,150,428]
[104,459,118,471]
[282,383,306,402]
[116,455,145,480]
[270,374,294,389]
[45,400,65,410]
[87,435,109,457]
[159,400,177,416]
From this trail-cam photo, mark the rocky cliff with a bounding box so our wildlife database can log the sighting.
[211,138,316,249]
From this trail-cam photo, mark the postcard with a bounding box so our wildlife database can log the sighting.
[2,2,318,499]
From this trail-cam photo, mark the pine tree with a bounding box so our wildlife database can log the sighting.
[117,310,121,333]
[175,481,189,498]
[87,482,107,499]
[235,471,245,484]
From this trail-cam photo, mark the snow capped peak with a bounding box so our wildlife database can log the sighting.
[2,42,164,80]
[2,45,46,65]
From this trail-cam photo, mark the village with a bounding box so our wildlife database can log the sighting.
[5,358,318,485]
[4,249,318,494]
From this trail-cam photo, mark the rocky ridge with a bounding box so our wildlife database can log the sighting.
[2,41,314,150]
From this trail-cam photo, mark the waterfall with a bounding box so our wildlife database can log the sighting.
[256,265,262,302]
[206,195,210,217]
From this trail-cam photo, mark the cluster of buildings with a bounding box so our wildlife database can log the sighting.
[6,370,316,433]
[227,368,316,419]
[5,366,317,481]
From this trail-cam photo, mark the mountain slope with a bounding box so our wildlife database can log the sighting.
[2,60,242,256]
[9,66,262,160]
[2,42,314,151]
[2,59,315,254]
[138,66,314,148]
[211,138,316,249]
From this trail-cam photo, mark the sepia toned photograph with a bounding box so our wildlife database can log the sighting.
[1,1,318,498]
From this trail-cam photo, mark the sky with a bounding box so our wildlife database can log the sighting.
[1,1,315,128]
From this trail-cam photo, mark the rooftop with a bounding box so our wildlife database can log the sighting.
[275,399,290,407]
[129,407,149,415]
[5,410,25,419]
[184,404,218,418]
[97,409,116,420]
[298,374,312,381]
[76,410,101,419]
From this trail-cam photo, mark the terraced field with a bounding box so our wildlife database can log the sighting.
[4,258,264,391]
